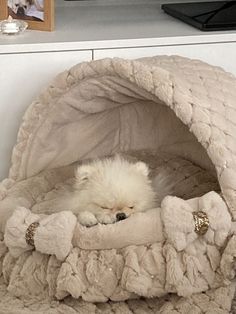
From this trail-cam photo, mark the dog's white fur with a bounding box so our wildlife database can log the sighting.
[72,155,156,226]
[8,0,32,15]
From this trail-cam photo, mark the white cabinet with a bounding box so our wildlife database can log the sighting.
[0,50,92,179]
[94,42,236,76]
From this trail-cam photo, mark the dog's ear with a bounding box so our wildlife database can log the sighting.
[75,164,95,183]
[133,162,149,176]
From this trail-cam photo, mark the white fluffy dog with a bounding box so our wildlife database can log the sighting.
[72,155,156,226]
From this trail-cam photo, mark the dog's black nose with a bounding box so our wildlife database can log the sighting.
[17,7,25,16]
[116,213,126,221]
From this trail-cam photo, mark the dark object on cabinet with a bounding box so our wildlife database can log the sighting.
[162,1,236,31]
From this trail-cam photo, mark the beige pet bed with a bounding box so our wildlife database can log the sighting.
[1,55,236,314]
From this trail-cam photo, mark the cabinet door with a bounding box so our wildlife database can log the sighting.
[94,42,236,76]
[0,50,92,180]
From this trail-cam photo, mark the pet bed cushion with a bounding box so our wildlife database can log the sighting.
[1,55,236,313]
[3,151,220,258]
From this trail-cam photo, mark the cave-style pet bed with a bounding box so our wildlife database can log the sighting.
[1,55,236,314]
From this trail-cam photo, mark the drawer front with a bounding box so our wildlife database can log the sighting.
[0,50,92,180]
[94,42,236,75]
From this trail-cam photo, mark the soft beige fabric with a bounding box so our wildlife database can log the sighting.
[1,55,236,312]
[0,274,234,314]
[0,152,235,312]
[2,190,233,303]
[4,207,77,261]
[0,164,75,233]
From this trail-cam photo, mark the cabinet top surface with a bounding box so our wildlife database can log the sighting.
[0,0,236,53]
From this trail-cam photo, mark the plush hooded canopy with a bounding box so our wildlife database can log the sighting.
[9,55,236,219]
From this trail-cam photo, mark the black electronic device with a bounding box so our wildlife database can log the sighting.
[162,1,236,31]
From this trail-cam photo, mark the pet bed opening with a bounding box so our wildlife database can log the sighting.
[20,75,216,181]
[6,75,219,221]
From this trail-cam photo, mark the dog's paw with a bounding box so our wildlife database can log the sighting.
[77,211,98,227]
[96,213,116,225]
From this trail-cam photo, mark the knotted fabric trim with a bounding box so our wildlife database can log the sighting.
[161,191,232,251]
[4,207,77,261]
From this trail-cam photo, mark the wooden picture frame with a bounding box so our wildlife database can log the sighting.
[0,0,54,31]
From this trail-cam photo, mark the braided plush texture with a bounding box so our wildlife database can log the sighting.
[1,55,236,312]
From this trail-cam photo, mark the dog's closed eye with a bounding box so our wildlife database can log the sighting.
[100,206,110,210]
